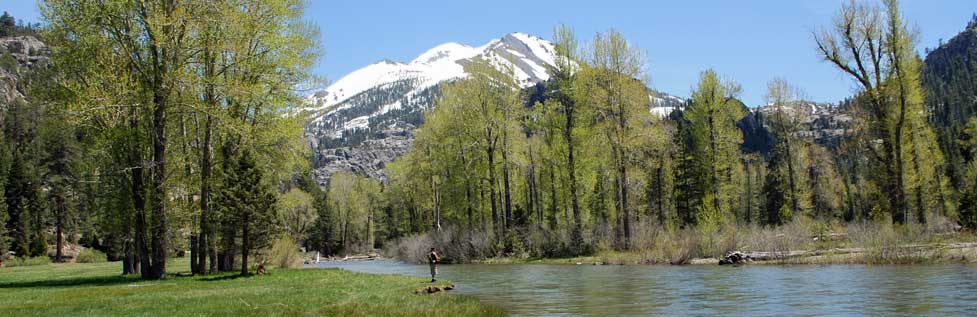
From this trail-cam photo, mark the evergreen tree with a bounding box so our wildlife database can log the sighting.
[0,12,15,37]
[5,149,33,257]
[0,143,8,262]
[214,147,278,275]
[309,190,337,255]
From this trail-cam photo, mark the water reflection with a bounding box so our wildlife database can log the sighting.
[315,261,977,316]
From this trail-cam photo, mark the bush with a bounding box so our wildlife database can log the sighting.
[268,236,302,269]
[391,226,495,264]
[29,234,47,257]
[76,248,107,263]
[4,256,51,267]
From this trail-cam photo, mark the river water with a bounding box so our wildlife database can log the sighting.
[315,260,977,316]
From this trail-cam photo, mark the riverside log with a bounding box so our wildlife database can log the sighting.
[719,242,977,264]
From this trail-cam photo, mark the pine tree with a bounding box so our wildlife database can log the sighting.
[0,12,14,37]
[309,190,337,255]
[5,149,33,257]
[214,147,278,275]
[0,150,8,263]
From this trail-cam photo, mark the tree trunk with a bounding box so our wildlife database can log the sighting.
[565,103,582,245]
[784,133,800,219]
[240,212,250,275]
[487,142,500,237]
[502,137,513,231]
[55,194,65,262]
[548,162,558,229]
[190,235,199,273]
[149,90,168,279]
[200,115,215,274]
[130,113,151,279]
[656,166,666,226]
[465,173,473,229]
[220,220,236,272]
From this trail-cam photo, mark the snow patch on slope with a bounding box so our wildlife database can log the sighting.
[305,32,563,126]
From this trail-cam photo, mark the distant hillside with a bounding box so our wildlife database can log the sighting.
[923,14,977,184]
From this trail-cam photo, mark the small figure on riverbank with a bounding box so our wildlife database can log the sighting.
[429,248,441,282]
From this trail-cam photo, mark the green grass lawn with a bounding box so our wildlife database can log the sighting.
[0,258,504,316]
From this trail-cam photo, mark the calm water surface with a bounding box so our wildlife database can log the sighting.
[315,260,977,316]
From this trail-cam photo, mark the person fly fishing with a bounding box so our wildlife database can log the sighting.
[428,247,441,282]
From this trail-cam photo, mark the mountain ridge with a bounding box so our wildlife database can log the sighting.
[300,32,686,185]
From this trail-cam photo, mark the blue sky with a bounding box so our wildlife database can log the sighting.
[4,0,975,105]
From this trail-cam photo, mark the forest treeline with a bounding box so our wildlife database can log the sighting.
[2,0,976,274]
[318,0,977,261]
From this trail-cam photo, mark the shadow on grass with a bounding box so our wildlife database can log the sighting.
[198,273,255,282]
[0,275,140,289]
[0,271,212,289]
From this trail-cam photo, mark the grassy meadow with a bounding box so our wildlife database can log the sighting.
[0,257,503,316]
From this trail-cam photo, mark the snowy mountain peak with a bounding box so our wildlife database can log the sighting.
[304,32,562,117]
[410,42,479,65]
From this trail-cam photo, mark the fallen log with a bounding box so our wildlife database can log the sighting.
[721,242,977,264]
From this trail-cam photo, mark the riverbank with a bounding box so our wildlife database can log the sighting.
[475,241,977,266]
[0,257,503,316]
[466,221,977,266]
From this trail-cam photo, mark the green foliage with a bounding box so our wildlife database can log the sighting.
[814,0,945,225]
[76,248,107,263]
[278,188,317,246]
[36,0,321,277]
[327,172,382,253]
[685,70,745,221]
[28,232,46,257]
[0,52,17,72]
[308,190,337,255]
[268,236,302,269]
[3,256,50,267]
[215,146,279,256]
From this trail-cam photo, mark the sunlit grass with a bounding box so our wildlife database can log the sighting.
[0,257,504,316]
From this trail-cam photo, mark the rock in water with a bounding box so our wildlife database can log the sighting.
[719,251,750,265]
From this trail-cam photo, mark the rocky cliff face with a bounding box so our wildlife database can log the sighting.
[310,126,414,185]
[0,35,48,110]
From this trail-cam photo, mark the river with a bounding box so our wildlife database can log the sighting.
[315,260,977,316]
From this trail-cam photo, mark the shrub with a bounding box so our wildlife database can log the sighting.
[76,248,107,263]
[268,236,302,269]
[5,256,51,267]
[29,234,47,257]
[391,226,496,264]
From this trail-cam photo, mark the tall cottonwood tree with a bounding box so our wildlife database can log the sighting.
[43,0,199,279]
[763,79,811,224]
[814,0,943,224]
[550,25,586,245]
[685,70,745,225]
[575,30,655,248]
[43,0,317,277]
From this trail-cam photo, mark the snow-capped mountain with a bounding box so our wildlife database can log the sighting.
[302,32,684,185]
[302,33,557,139]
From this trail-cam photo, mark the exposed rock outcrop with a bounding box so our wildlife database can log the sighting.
[0,35,48,110]
[311,127,413,185]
